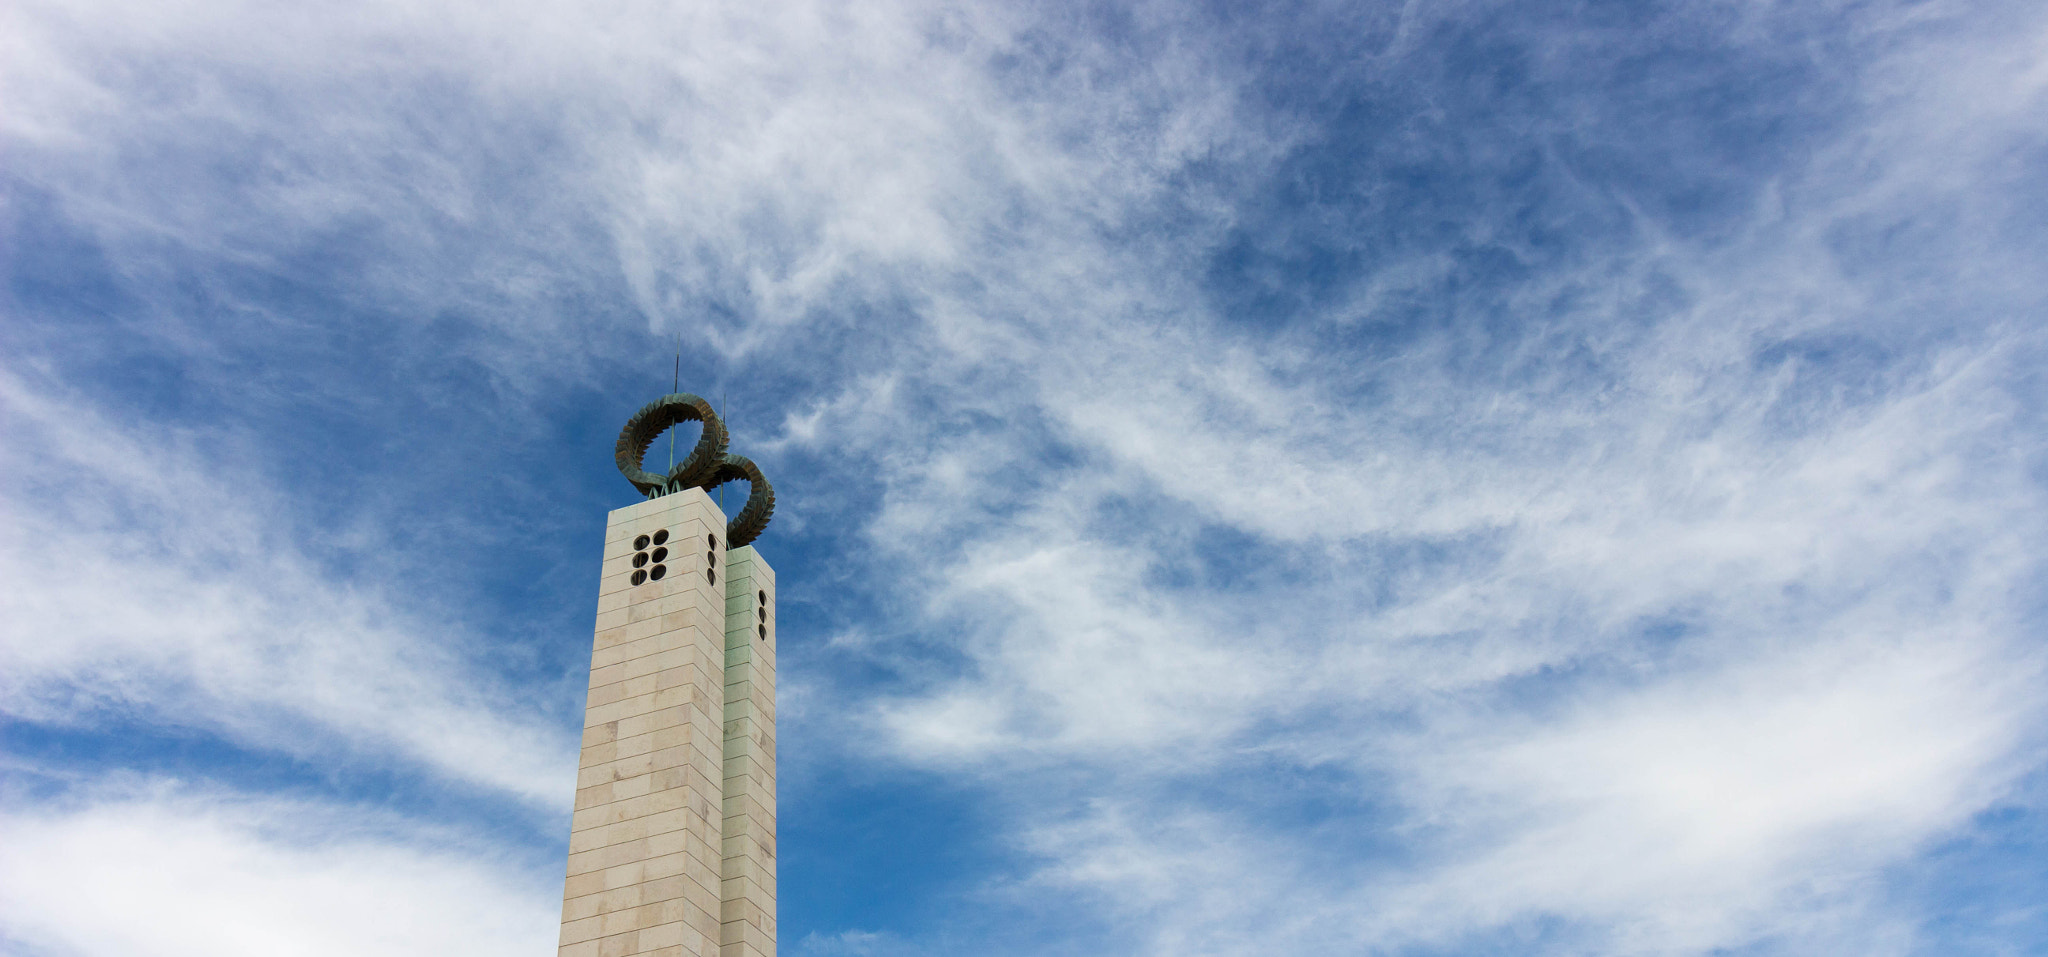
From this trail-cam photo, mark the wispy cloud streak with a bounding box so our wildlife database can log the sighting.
[3,0,2046,953]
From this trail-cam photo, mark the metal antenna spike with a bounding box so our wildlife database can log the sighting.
[719,389,728,511]
[667,332,681,472]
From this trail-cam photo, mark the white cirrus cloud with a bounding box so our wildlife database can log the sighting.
[0,370,577,807]
[0,780,558,957]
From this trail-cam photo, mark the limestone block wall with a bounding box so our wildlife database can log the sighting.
[721,547,776,957]
[560,490,731,957]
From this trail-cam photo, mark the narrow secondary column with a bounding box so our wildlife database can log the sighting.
[721,547,777,957]
[559,489,730,957]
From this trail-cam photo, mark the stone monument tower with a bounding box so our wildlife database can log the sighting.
[558,394,778,957]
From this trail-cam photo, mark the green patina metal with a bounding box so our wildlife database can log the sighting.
[614,393,777,547]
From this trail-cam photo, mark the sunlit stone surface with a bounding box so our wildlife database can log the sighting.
[559,488,776,957]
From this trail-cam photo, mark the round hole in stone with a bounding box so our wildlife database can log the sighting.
[707,568,717,585]
[651,529,669,546]
[632,552,649,568]
[630,569,647,586]
[649,564,666,581]
[650,546,668,563]
[633,534,651,550]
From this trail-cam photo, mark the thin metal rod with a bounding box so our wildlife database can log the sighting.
[667,332,680,472]
[718,389,727,511]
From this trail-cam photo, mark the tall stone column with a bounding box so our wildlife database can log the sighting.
[559,489,733,957]
[571,390,780,957]
[721,546,776,957]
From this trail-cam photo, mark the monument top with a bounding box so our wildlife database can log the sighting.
[614,392,775,547]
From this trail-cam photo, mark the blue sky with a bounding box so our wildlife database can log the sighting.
[4,0,2047,954]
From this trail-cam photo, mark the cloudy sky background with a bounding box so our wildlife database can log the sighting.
[4,0,2047,953]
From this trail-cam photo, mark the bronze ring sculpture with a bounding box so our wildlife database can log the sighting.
[615,394,776,547]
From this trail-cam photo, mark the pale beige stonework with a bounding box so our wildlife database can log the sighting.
[560,489,776,957]
[721,547,776,957]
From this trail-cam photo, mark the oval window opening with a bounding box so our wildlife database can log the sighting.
[630,569,647,586]
[758,624,766,639]
[633,534,651,550]
[708,534,718,549]
[651,529,669,546]
[649,565,667,581]
[757,590,766,605]
[707,569,717,585]
[650,547,668,563]
[632,553,649,568]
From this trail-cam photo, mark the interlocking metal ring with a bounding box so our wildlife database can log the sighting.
[615,394,776,547]
[616,394,726,494]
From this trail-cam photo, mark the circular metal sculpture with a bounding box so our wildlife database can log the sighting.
[615,393,776,547]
